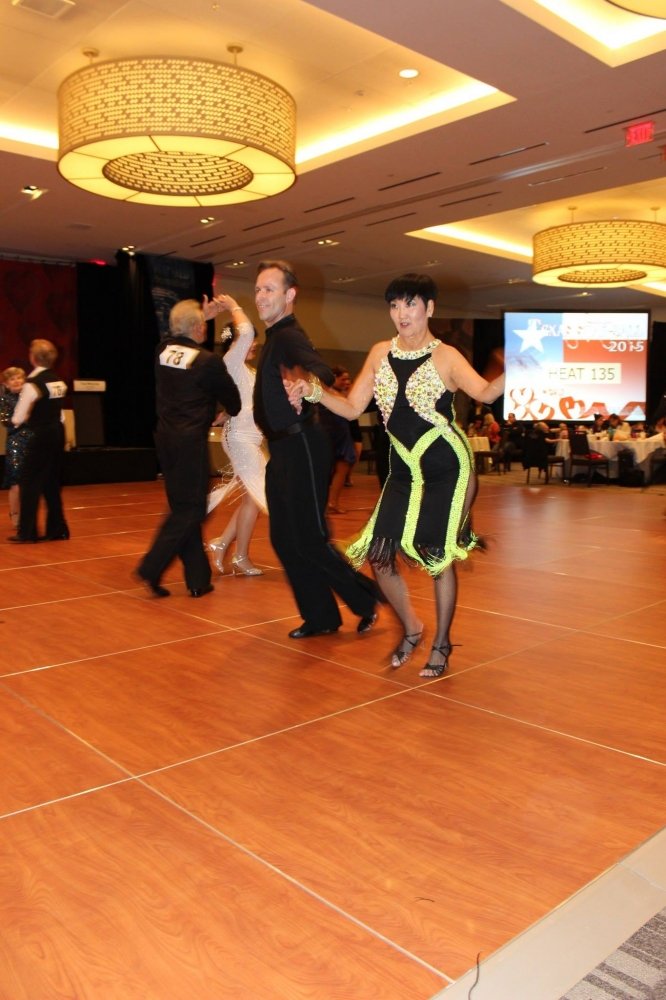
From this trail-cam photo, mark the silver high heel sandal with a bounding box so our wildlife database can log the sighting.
[231,554,264,577]
[208,539,232,575]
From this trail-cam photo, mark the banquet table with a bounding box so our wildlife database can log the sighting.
[556,435,663,482]
[468,436,490,453]
[467,435,497,472]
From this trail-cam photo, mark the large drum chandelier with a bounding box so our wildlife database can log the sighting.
[532,219,666,286]
[57,55,296,206]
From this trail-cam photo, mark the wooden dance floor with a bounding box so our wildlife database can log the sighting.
[1,473,665,999]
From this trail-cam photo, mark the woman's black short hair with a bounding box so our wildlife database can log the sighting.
[384,273,437,305]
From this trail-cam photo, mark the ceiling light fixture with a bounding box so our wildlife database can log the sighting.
[605,1,666,18]
[57,48,296,206]
[21,184,45,199]
[532,214,666,286]
[399,68,419,79]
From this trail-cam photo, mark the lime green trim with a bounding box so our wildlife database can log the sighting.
[389,426,439,561]
[347,417,480,576]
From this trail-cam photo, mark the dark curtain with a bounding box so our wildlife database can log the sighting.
[76,256,214,447]
[473,318,504,421]
[648,321,665,421]
[0,259,77,387]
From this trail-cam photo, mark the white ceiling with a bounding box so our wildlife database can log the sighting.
[2,0,666,317]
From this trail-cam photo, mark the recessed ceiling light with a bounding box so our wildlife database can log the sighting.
[224,260,246,268]
[200,216,215,224]
[121,245,136,255]
[21,184,45,199]
[399,68,419,79]
[317,238,339,246]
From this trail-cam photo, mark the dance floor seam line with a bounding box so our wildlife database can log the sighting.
[426,693,666,768]
[0,627,232,677]
[456,603,583,628]
[0,776,136,822]
[129,685,424,781]
[133,776,453,986]
[577,629,666,651]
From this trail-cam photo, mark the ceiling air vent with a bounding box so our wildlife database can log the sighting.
[12,0,75,19]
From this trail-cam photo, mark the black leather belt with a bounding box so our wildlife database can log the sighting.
[266,417,313,442]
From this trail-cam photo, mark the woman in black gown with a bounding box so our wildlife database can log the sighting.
[285,274,504,677]
[1,367,31,532]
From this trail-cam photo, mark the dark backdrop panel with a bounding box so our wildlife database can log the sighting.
[472,318,504,423]
[76,256,214,447]
[648,321,665,422]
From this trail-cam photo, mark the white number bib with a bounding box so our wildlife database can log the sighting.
[159,345,200,370]
[47,381,68,399]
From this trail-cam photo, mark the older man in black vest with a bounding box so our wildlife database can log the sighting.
[136,297,240,598]
[9,338,69,544]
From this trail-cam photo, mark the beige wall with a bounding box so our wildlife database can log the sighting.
[213,275,477,376]
[213,275,389,354]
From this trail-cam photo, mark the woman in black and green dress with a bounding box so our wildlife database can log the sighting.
[284,274,504,678]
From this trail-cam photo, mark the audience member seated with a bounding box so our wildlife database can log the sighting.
[467,416,484,438]
[482,411,501,450]
[591,413,606,435]
[605,413,632,441]
[501,413,524,470]
[648,416,665,441]
[544,422,569,453]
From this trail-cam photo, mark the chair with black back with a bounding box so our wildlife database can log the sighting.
[502,421,524,471]
[648,446,666,484]
[474,448,503,474]
[617,447,645,487]
[522,430,550,484]
[568,430,610,486]
[521,428,565,483]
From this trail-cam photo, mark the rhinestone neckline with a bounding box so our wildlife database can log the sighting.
[390,336,440,360]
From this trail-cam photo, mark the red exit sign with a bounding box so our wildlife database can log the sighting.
[625,121,655,146]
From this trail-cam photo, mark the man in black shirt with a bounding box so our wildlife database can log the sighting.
[253,260,380,638]
[137,297,240,598]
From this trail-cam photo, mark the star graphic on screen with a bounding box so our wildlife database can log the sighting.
[515,319,546,353]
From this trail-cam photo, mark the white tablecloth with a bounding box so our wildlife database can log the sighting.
[556,436,663,481]
[467,436,490,452]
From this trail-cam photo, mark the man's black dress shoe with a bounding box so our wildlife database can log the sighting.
[135,570,170,598]
[7,535,38,543]
[188,584,214,597]
[357,610,378,634]
[42,531,70,541]
[288,625,339,639]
